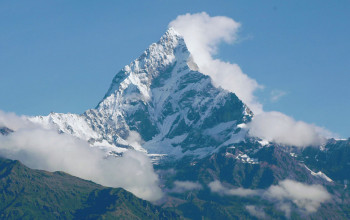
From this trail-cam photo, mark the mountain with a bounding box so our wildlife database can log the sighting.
[0,156,179,219]
[30,28,252,160]
[18,28,350,219]
[157,139,350,219]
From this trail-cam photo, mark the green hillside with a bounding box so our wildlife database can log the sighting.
[0,157,179,220]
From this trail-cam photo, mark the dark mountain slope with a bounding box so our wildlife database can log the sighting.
[0,157,179,220]
[156,141,350,219]
[0,127,13,135]
[301,139,350,183]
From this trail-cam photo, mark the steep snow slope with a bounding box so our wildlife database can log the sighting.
[30,28,252,159]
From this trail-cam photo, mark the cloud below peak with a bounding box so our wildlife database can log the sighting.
[170,180,203,193]
[247,111,332,147]
[0,110,163,202]
[209,179,331,217]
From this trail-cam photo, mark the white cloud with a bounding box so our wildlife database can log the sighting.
[0,111,163,201]
[245,205,267,219]
[126,130,147,153]
[263,179,331,215]
[209,180,259,196]
[270,90,287,102]
[170,181,202,193]
[209,179,331,216]
[169,12,263,113]
[247,111,329,147]
[0,110,35,130]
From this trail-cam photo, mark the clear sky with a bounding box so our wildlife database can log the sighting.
[0,0,349,137]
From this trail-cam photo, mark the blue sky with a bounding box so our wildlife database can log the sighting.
[0,0,349,137]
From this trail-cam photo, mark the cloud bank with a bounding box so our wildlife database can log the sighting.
[247,111,329,147]
[209,179,331,216]
[169,12,263,113]
[0,111,34,130]
[0,111,162,201]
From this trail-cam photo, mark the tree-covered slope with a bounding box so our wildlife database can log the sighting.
[0,157,179,220]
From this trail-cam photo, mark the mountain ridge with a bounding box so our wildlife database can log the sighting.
[0,156,179,219]
[30,28,252,160]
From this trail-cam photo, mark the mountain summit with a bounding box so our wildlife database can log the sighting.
[31,28,252,159]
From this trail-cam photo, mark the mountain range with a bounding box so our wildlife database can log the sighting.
[0,28,349,219]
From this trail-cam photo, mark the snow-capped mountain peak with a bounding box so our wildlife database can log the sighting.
[102,27,187,102]
[30,28,252,160]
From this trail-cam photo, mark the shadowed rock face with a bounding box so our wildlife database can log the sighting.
[301,139,350,182]
[0,127,13,136]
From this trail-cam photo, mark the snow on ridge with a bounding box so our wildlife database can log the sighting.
[101,27,187,102]
[29,113,100,141]
[304,165,333,183]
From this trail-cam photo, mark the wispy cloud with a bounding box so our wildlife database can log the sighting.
[245,205,267,219]
[209,180,259,196]
[209,179,331,217]
[170,181,202,193]
[270,89,287,102]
